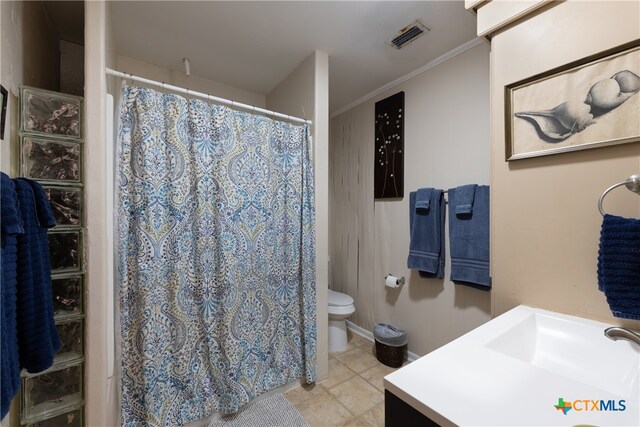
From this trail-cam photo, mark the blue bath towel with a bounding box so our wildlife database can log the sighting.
[1,172,24,418]
[408,188,445,279]
[13,178,60,374]
[448,185,491,288]
[598,214,640,320]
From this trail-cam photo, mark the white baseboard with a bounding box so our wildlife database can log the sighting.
[346,320,420,363]
[345,319,374,340]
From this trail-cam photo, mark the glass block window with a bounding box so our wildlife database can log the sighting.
[20,88,82,139]
[48,231,83,273]
[21,363,83,422]
[42,186,82,227]
[55,320,83,363]
[19,86,85,425]
[51,276,83,318]
[21,137,81,183]
[25,408,82,427]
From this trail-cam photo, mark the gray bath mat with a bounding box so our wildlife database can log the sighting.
[209,394,309,427]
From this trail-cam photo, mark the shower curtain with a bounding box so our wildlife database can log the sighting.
[117,84,316,426]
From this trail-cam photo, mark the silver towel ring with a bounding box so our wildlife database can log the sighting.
[598,174,640,216]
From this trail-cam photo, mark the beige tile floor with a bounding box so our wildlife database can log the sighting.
[284,331,406,427]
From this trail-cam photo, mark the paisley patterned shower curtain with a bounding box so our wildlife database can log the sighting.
[117,84,316,426]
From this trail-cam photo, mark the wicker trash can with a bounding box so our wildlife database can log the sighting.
[373,323,408,368]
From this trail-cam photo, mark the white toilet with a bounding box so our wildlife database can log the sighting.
[327,289,356,353]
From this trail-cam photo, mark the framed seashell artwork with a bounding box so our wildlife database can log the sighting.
[505,39,639,161]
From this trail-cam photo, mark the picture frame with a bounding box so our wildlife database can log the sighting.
[505,39,640,161]
[1,85,7,141]
[374,91,404,199]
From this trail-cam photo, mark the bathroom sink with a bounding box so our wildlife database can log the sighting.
[384,305,640,426]
[485,310,640,397]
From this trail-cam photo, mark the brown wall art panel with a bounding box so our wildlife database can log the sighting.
[375,91,404,199]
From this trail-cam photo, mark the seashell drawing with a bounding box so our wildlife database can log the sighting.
[611,70,640,93]
[516,69,640,143]
[515,101,596,142]
[584,78,633,113]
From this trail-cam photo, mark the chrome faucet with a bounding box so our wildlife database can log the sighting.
[604,327,640,346]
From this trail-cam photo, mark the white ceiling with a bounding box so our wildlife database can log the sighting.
[110,1,478,113]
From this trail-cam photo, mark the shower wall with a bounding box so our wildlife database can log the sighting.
[113,49,331,384]
[115,56,266,108]
[85,4,331,422]
[104,51,276,427]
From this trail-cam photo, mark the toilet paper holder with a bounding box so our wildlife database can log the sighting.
[385,274,405,287]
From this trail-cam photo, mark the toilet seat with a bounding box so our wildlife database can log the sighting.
[328,289,353,306]
[328,289,355,316]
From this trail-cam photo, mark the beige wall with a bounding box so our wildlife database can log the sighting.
[491,0,640,329]
[267,51,330,381]
[59,40,84,96]
[330,43,492,357]
[0,0,59,174]
[1,0,17,176]
[115,55,266,108]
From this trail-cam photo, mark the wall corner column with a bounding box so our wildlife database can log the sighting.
[313,50,329,381]
[85,1,109,425]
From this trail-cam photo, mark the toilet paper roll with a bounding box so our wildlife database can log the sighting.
[385,275,400,288]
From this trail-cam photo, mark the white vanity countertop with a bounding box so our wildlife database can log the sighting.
[383,305,640,427]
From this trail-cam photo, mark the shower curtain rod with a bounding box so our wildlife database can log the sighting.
[105,68,312,125]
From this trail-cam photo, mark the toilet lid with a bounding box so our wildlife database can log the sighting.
[328,289,354,307]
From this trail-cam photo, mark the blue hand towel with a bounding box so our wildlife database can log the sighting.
[597,214,640,320]
[448,185,491,288]
[454,184,476,216]
[13,178,60,374]
[415,188,431,212]
[408,188,445,279]
[1,172,24,418]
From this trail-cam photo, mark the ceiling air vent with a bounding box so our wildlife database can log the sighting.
[387,19,430,50]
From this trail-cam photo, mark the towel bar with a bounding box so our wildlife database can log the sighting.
[598,174,640,216]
